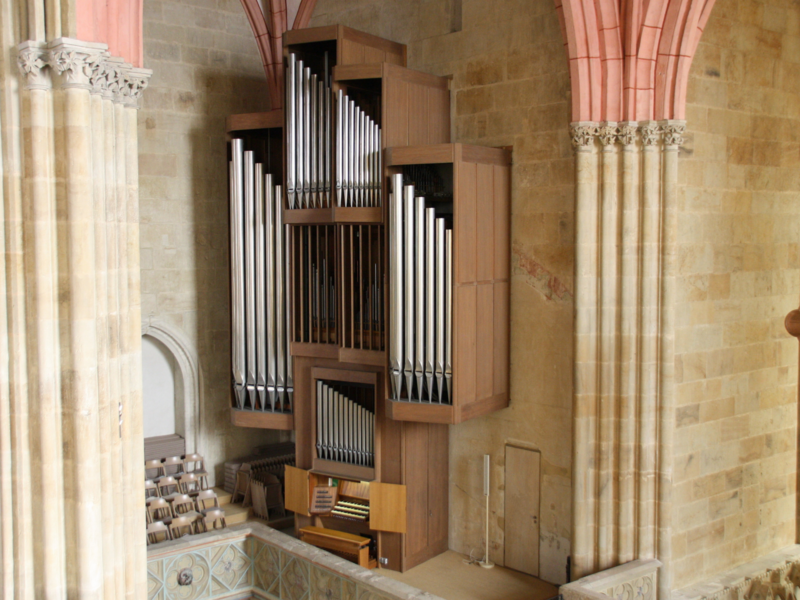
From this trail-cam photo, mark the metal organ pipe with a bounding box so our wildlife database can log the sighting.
[230,140,245,409]
[388,182,454,404]
[229,140,292,413]
[389,174,404,401]
[316,381,374,467]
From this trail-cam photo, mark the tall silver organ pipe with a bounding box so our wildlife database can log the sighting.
[285,52,333,209]
[445,229,453,400]
[435,218,446,403]
[414,196,424,400]
[402,185,415,399]
[231,140,245,408]
[229,139,292,412]
[389,174,404,400]
[388,183,453,404]
[316,381,374,467]
[286,54,296,209]
[259,169,272,409]
[244,152,257,408]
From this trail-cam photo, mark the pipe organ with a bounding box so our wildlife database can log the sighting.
[227,24,510,572]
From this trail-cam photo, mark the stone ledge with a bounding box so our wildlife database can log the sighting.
[147,522,447,600]
[560,559,662,600]
[672,545,800,600]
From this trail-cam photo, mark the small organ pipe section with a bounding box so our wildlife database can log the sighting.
[388,174,452,404]
[285,51,382,210]
[286,52,333,209]
[316,381,374,467]
[336,90,381,207]
[230,139,293,413]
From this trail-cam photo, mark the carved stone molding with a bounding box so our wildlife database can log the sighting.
[569,120,687,149]
[17,37,151,107]
[618,122,638,146]
[639,122,661,146]
[17,42,50,90]
[560,559,661,600]
[570,123,600,150]
[598,123,620,147]
[661,121,686,147]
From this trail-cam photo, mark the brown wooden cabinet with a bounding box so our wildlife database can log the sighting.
[384,144,511,425]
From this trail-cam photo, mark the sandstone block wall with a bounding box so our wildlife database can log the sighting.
[138,0,288,485]
[311,0,574,583]
[674,0,800,586]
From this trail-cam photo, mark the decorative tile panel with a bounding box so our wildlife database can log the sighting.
[164,551,212,600]
[356,586,393,600]
[254,542,283,596]
[281,554,310,600]
[342,580,357,600]
[309,566,343,600]
[147,524,445,600]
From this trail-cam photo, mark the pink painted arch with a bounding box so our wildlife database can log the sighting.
[76,0,143,67]
[556,0,717,121]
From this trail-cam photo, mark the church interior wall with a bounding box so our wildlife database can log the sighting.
[309,0,575,583]
[137,0,290,486]
[133,0,800,590]
[672,0,800,586]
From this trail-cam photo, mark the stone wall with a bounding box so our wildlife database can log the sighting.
[138,0,288,486]
[311,0,574,583]
[673,0,800,586]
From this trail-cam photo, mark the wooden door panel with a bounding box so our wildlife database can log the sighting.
[504,446,540,576]
[370,482,407,533]
[285,465,311,517]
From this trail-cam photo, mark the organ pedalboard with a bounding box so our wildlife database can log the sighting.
[227,24,510,572]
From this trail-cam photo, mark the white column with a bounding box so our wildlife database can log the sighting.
[571,123,600,578]
[4,37,151,599]
[570,121,685,594]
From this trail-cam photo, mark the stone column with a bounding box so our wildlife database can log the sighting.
[1,37,150,599]
[569,121,685,595]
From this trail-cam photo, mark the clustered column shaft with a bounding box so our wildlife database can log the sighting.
[1,36,150,599]
[570,120,684,597]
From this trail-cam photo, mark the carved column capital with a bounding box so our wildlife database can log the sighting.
[639,122,661,146]
[49,38,110,91]
[120,67,151,107]
[571,123,599,150]
[598,122,619,146]
[17,38,151,107]
[618,122,638,146]
[17,42,51,90]
[661,120,686,147]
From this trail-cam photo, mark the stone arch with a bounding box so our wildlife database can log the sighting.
[141,318,203,455]
[556,0,718,121]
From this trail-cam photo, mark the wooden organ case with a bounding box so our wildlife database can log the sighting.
[226,25,510,572]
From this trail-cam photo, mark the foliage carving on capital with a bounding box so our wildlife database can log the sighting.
[17,46,50,90]
[122,71,151,106]
[598,123,619,146]
[618,124,638,146]
[662,123,686,147]
[50,49,102,89]
[17,40,151,106]
[571,124,599,149]
[640,123,661,146]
